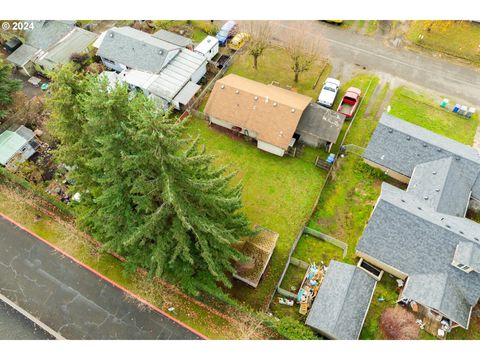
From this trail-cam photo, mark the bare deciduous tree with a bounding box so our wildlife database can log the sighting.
[285,29,327,83]
[380,307,419,340]
[244,21,272,70]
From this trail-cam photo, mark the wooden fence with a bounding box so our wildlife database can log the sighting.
[304,227,348,258]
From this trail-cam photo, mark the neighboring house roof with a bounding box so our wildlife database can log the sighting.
[173,81,200,106]
[97,27,180,73]
[0,126,35,166]
[296,103,346,144]
[356,182,480,328]
[402,273,472,329]
[363,113,480,200]
[7,44,39,67]
[306,261,377,340]
[36,27,97,70]
[152,29,192,48]
[114,47,205,104]
[406,157,478,217]
[146,48,205,100]
[25,20,75,49]
[204,74,312,150]
[454,242,480,273]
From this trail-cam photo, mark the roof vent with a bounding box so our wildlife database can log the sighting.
[423,143,427,147]
[109,32,114,38]
[254,96,258,101]
[388,129,393,133]
[273,102,277,107]
[423,196,429,200]
[291,109,295,113]
[446,224,451,229]
[455,156,460,161]
[417,207,422,210]
[474,237,479,241]
[437,148,442,152]
[235,90,239,94]
[435,188,440,192]
[432,171,437,175]
[459,231,464,235]
[401,199,406,203]
[158,50,163,55]
[406,136,411,140]
[220,85,225,89]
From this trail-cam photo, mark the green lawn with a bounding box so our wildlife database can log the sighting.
[389,86,479,145]
[226,46,330,99]
[184,118,326,309]
[406,21,480,65]
[307,73,385,257]
[0,181,281,340]
[293,234,345,265]
[360,275,399,340]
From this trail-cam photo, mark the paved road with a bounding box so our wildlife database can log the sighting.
[267,21,480,106]
[0,300,53,340]
[0,215,204,340]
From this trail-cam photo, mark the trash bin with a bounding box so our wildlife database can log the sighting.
[453,104,460,113]
[466,107,476,119]
[440,99,448,108]
[459,105,467,116]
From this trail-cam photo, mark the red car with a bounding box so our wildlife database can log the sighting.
[337,87,361,119]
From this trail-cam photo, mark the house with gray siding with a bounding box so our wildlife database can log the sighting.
[356,113,480,333]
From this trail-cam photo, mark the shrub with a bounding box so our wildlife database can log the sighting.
[275,316,319,340]
[380,307,419,340]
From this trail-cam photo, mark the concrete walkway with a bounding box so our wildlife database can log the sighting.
[0,214,204,340]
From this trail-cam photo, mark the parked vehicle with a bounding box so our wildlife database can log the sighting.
[337,87,361,118]
[216,21,238,46]
[317,78,340,108]
[229,32,250,50]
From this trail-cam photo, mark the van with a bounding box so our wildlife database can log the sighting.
[216,21,238,46]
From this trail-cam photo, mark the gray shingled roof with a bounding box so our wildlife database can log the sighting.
[357,183,480,328]
[6,44,38,67]
[305,261,377,340]
[363,113,480,200]
[454,242,480,273]
[97,27,180,74]
[25,20,75,49]
[152,29,192,48]
[296,103,346,143]
[36,27,97,70]
[402,273,472,328]
[407,157,478,217]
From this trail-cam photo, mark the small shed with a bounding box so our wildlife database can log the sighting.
[3,37,22,53]
[233,226,278,288]
[296,103,346,151]
[305,261,377,340]
[194,36,219,61]
[0,126,39,167]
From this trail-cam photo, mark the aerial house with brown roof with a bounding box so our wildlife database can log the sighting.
[204,74,312,157]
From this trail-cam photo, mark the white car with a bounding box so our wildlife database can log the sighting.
[317,78,340,108]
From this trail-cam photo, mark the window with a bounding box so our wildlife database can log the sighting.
[455,263,471,272]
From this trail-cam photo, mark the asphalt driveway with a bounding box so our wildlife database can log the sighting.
[0,214,204,340]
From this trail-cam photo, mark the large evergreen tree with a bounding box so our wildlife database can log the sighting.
[47,65,252,295]
[0,60,22,119]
